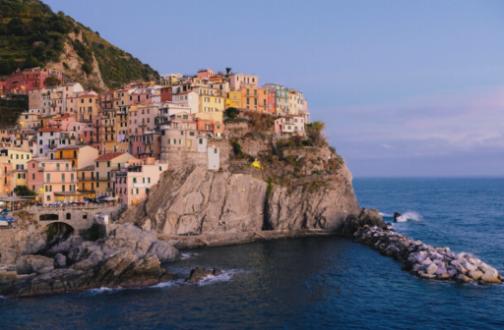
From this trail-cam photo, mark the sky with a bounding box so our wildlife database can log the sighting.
[44,0,504,177]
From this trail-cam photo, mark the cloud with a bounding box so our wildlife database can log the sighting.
[320,85,504,161]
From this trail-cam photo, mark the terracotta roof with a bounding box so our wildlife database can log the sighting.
[96,152,126,161]
[56,145,81,150]
[38,127,61,133]
[79,164,95,171]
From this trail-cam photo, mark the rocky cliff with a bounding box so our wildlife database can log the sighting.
[122,122,360,247]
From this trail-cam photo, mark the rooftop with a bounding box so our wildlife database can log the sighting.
[96,152,127,161]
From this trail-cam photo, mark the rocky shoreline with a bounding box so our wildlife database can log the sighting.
[0,208,501,298]
[348,210,502,284]
[0,224,178,297]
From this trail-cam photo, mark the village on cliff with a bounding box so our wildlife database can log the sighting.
[0,67,310,219]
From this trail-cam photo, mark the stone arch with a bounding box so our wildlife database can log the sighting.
[46,222,75,248]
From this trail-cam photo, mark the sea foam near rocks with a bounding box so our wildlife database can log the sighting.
[395,211,422,222]
[197,269,242,286]
[85,287,123,296]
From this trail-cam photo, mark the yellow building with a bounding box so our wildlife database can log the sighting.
[0,148,32,189]
[17,109,41,130]
[76,92,100,123]
[94,152,139,197]
[198,88,225,124]
[77,165,96,199]
[51,145,99,170]
[225,90,242,109]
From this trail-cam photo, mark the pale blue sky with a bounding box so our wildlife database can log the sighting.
[44,0,504,177]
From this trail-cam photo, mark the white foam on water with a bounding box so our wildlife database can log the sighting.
[150,279,184,289]
[180,252,199,260]
[85,287,123,295]
[197,269,242,286]
[396,211,422,222]
[379,211,393,218]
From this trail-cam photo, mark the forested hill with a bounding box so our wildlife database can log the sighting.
[0,0,159,90]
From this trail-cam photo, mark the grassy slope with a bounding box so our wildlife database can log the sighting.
[0,0,159,88]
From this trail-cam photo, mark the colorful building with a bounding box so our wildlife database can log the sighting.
[77,165,96,199]
[229,73,259,91]
[94,152,139,197]
[51,145,99,170]
[33,159,78,204]
[1,67,63,94]
[114,159,168,206]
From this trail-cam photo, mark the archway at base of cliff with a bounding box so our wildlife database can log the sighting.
[46,222,75,248]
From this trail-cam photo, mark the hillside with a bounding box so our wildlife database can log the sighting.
[0,0,159,90]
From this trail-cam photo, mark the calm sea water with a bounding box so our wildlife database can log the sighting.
[1,178,503,329]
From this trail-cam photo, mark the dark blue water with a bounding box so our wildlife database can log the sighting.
[1,178,504,329]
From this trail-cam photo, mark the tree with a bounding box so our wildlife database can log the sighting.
[44,76,61,88]
[224,107,239,121]
[306,121,325,146]
[13,186,36,197]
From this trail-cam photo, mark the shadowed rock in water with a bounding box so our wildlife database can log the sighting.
[185,267,222,283]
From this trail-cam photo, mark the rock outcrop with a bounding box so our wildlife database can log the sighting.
[0,224,179,297]
[185,267,222,283]
[121,162,360,246]
[349,210,502,284]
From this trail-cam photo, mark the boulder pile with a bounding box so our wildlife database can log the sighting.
[353,224,502,284]
[0,224,180,297]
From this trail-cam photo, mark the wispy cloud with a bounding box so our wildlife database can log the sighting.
[318,85,504,164]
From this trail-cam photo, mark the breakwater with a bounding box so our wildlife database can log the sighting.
[353,223,502,284]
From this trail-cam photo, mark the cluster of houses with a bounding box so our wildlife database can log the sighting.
[0,67,310,207]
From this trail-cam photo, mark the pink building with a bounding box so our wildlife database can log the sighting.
[1,67,63,94]
[26,159,44,196]
[196,69,215,80]
[128,105,160,136]
[114,159,168,206]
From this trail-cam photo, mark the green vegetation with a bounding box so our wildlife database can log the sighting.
[231,140,244,158]
[0,0,159,88]
[80,223,106,241]
[0,94,27,128]
[0,0,70,74]
[306,121,326,146]
[90,39,159,88]
[224,107,239,121]
[43,75,60,88]
[13,185,36,196]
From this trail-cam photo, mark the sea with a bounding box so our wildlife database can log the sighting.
[1,178,503,329]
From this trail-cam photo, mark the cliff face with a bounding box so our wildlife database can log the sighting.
[122,114,360,245]
[122,158,359,244]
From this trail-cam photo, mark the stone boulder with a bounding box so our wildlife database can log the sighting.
[54,253,67,268]
[185,267,221,283]
[16,255,54,275]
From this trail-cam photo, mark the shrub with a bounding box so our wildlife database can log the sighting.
[44,76,61,88]
[224,107,239,121]
[14,185,36,196]
[231,140,243,158]
[306,121,326,146]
